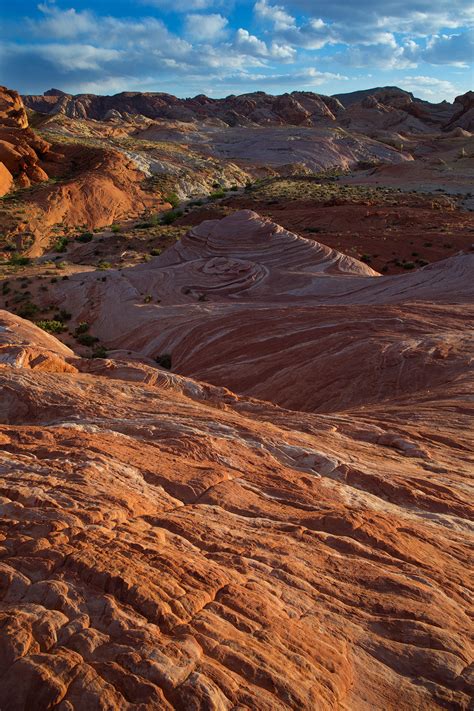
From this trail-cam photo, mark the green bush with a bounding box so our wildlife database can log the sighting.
[164,193,180,208]
[17,301,39,318]
[162,209,182,225]
[37,320,65,334]
[150,248,162,256]
[91,346,108,359]
[74,322,89,335]
[8,254,30,266]
[54,236,68,252]
[77,333,99,347]
[54,309,72,322]
[77,232,93,243]
[209,189,225,200]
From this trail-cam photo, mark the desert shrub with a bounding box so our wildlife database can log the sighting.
[162,209,182,225]
[17,301,38,318]
[110,224,121,233]
[8,254,30,266]
[230,185,239,191]
[74,322,89,335]
[91,346,108,359]
[54,236,68,252]
[97,261,112,270]
[37,320,65,334]
[144,295,152,303]
[402,262,416,270]
[54,309,72,322]
[77,333,99,346]
[209,189,225,200]
[164,193,180,208]
[155,353,172,369]
[150,248,162,256]
[360,254,372,263]
[77,232,93,243]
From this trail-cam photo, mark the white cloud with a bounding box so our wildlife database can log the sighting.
[29,43,122,71]
[32,4,96,38]
[184,13,228,40]
[2,0,472,98]
[402,74,458,101]
[141,0,219,10]
[254,0,295,30]
[424,30,474,67]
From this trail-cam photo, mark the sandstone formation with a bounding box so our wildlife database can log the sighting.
[0,87,51,195]
[34,210,474,414]
[22,90,344,127]
[0,77,473,710]
[22,87,473,134]
[0,207,472,708]
[0,86,28,129]
[0,87,170,254]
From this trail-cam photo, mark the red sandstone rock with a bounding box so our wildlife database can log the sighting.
[0,86,28,129]
[0,299,472,709]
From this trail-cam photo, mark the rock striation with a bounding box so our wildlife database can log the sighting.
[0,221,472,707]
[22,90,345,127]
[22,86,473,133]
[42,210,474,414]
[0,86,51,194]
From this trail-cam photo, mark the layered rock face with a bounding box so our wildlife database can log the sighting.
[22,86,473,133]
[46,210,474,410]
[0,209,472,709]
[22,90,344,126]
[0,86,28,129]
[0,86,51,194]
[0,87,168,251]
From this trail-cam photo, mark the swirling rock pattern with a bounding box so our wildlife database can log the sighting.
[0,209,473,709]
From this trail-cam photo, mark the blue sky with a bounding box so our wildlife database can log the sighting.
[1,0,472,100]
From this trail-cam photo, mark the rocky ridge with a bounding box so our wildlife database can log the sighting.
[22,86,474,133]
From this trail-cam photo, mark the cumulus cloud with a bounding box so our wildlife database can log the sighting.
[1,0,472,97]
[254,0,295,30]
[424,30,474,66]
[141,0,220,10]
[280,0,474,34]
[184,13,228,40]
[402,75,459,101]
